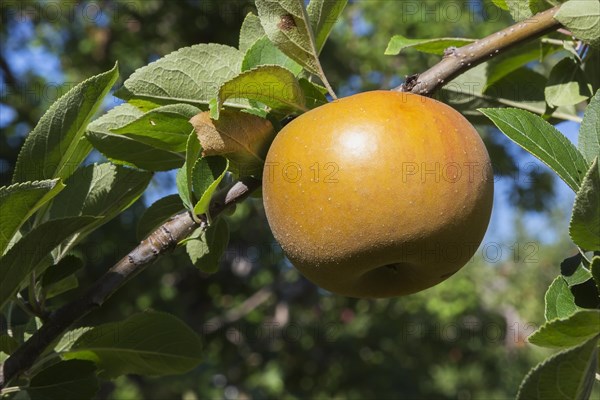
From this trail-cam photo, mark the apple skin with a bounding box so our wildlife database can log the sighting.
[262,90,493,298]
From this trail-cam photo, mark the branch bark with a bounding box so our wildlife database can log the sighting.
[0,4,565,390]
[393,6,561,94]
[0,177,261,388]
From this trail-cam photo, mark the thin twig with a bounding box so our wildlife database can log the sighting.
[393,6,561,95]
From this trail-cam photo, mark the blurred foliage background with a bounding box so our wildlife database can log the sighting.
[0,0,585,398]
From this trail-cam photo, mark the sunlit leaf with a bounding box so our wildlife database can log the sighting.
[13,64,118,183]
[385,35,474,55]
[479,108,588,191]
[0,179,64,255]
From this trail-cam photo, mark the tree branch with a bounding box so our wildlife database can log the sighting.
[393,6,561,94]
[0,177,261,388]
[1,4,565,389]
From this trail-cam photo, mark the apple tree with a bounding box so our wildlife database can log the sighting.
[0,0,598,398]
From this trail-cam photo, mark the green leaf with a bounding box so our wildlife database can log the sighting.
[555,0,600,49]
[41,255,83,299]
[299,78,328,109]
[239,12,266,53]
[530,310,600,348]
[0,216,97,309]
[41,255,84,287]
[192,156,229,216]
[506,0,534,21]
[517,335,599,400]
[592,256,600,291]
[186,218,229,273]
[545,276,580,320]
[307,0,348,53]
[545,57,593,107]
[444,63,579,124]
[63,311,202,378]
[191,110,275,176]
[385,35,474,55]
[484,42,559,90]
[13,64,118,183]
[255,0,323,76]
[0,179,65,255]
[86,104,184,171]
[112,104,201,153]
[216,66,307,119]
[115,44,244,108]
[493,0,509,10]
[48,163,151,248]
[583,48,600,92]
[242,36,303,76]
[176,168,193,212]
[479,108,588,191]
[54,327,93,354]
[561,253,592,286]
[0,334,19,355]
[569,158,600,250]
[579,90,600,164]
[137,195,185,241]
[44,275,78,299]
[27,359,98,400]
[176,132,203,211]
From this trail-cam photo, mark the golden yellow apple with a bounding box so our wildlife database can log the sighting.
[262,90,493,298]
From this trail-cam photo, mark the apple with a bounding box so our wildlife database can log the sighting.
[262,91,493,298]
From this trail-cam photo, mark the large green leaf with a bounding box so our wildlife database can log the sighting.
[186,218,230,273]
[115,44,244,108]
[215,66,307,119]
[48,163,151,251]
[569,158,600,250]
[307,0,348,53]
[255,0,323,76]
[385,35,474,55]
[63,311,202,378]
[479,108,588,191]
[529,310,600,348]
[0,216,97,309]
[579,90,600,164]
[86,103,184,171]
[516,335,598,400]
[13,64,118,183]
[27,360,98,400]
[545,276,580,320]
[112,104,200,153]
[555,0,600,49]
[192,156,229,216]
[0,179,64,255]
[545,57,593,107]
[137,195,185,241]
